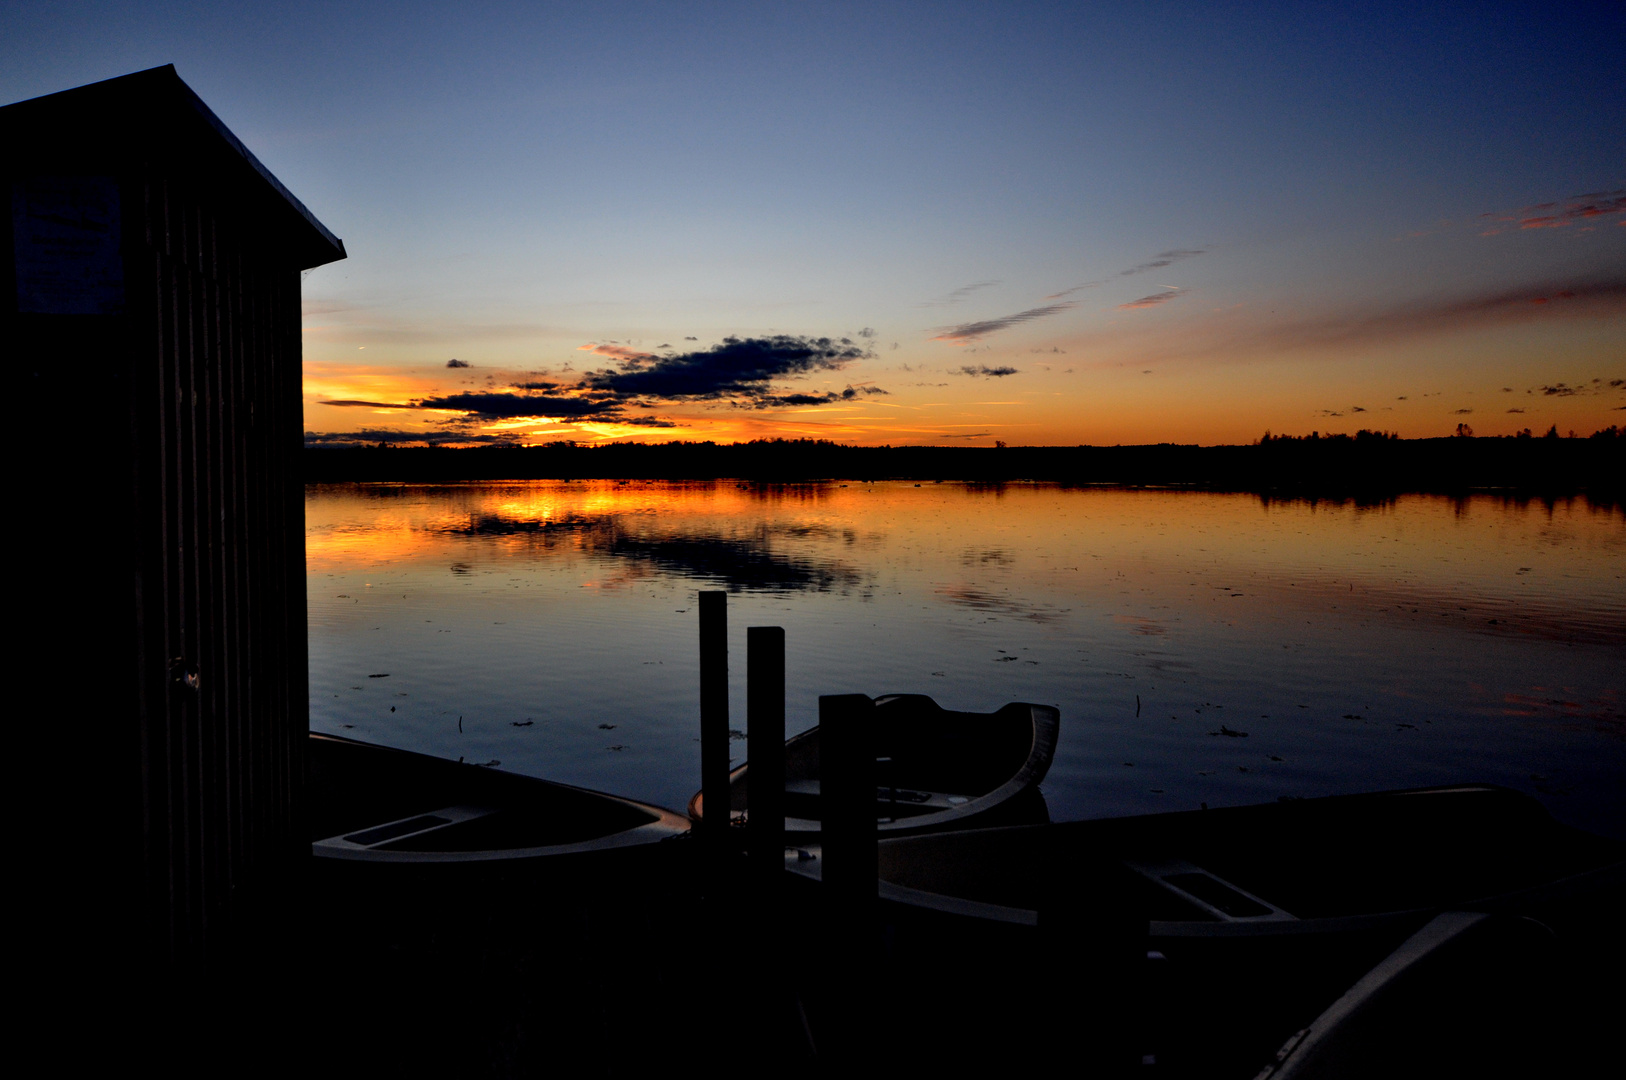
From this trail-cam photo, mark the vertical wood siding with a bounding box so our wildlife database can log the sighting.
[132,171,308,966]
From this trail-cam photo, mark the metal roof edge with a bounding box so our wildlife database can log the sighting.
[3,65,347,268]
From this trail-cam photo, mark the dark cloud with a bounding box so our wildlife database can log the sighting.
[755,392,845,408]
[304,428,521,447]
[734,383,884,409]
[584,335,869,401]
[1452,408,1474,415]
[416,391,629,421]
[954,365,1020,378]
[321,398,415,409]
[446,358,470,368]
[932,303,1074,343]
[321,333,887,434]
[856,326,877,339]
[1507,408,1526,413]
[1351,406,1366,412]
[1539,383,1582,396]
[1120,249,1205,277]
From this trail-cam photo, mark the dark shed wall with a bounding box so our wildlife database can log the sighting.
[4,66,342,974]
[132,170,310,963]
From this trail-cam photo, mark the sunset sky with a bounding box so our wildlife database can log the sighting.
[6,2,1622,446]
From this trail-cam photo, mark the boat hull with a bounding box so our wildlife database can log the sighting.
[307,732,690,867]
[688,693,1060,838]
[786,784,1623,935]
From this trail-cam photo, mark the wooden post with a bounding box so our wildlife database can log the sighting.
[820,693,877,906]
[747,627,786,884]
[744,627,788,1059]
[698,591,730,850]
[817,692,877,1064]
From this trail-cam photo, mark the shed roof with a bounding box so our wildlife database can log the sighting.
[2,65,347,270]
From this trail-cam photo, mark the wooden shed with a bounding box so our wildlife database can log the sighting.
[3,66,344,981]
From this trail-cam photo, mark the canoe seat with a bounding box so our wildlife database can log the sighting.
[316,805,498,851]
[782,779,975,819]
[1125,858,1297,922]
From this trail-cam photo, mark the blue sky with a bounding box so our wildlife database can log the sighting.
[6,1,1622,444]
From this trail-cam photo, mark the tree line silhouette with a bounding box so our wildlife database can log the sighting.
[305,430,1622,499]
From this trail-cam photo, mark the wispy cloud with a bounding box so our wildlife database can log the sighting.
[1118,288,1185,311]
[954,365,1020,378]
[921,280,1002,307]
[1120,249,1205,277]
[1110,277,1626,365]
[578,342,658,362]
[931,302,1074,343]
[1478,189,1626,234]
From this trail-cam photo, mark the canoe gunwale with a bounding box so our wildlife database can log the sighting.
[688,694,1061,837]
[781,784,1626,938]
[307,732,691,865]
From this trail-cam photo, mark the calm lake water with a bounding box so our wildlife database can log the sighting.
[307,482,1625,841]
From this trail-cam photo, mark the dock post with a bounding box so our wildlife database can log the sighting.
[820,693,877,908]
[744,627,789,1058]
[818,693,878,1063]
[746,626,786,885]
[698,591,730,854]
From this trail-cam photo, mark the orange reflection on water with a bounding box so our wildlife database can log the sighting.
[307,482,1624,648]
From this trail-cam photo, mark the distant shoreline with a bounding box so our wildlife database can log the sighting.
[303,434,1622,501]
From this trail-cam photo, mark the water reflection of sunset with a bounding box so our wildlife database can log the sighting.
[308,481,1624,636]
[307,482,1623,838]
